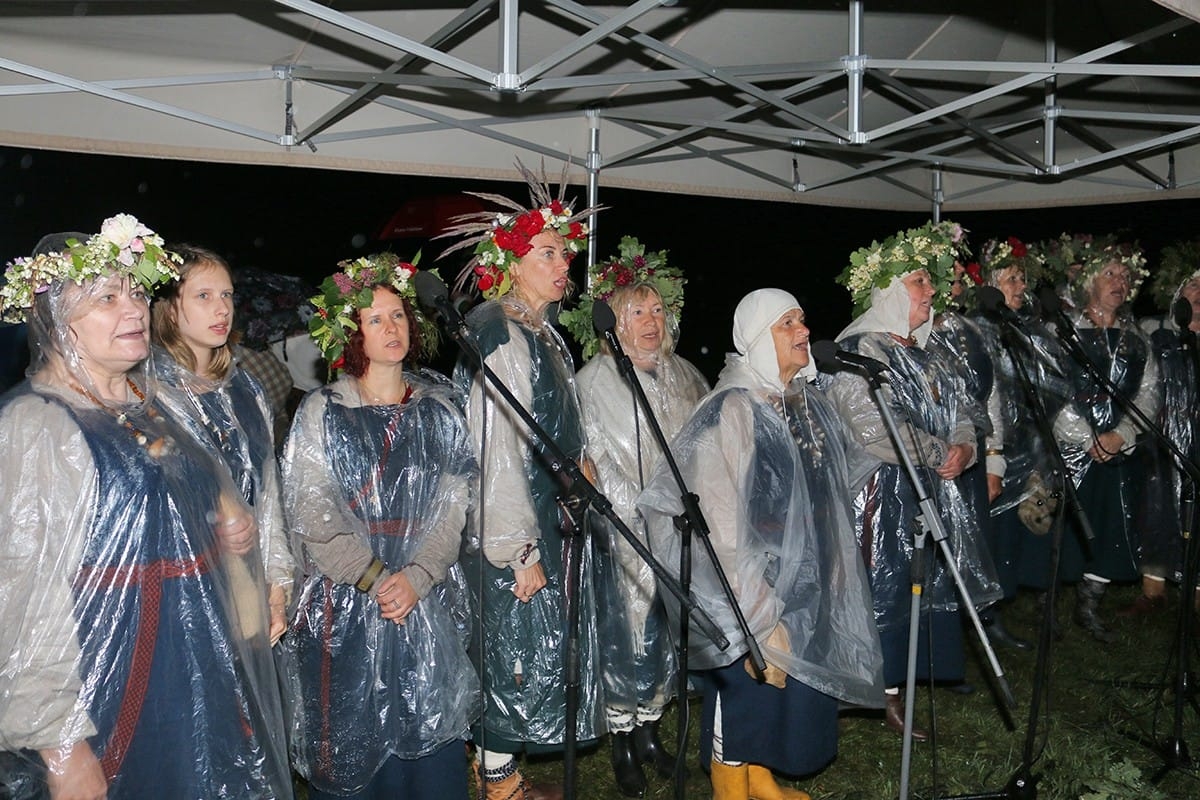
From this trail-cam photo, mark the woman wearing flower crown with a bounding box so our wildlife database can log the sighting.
[639,289,883,800]
[1051,241,1159,641]
[565,236,708,796]
[150,245,294,647]
[281,253,480,800]
[825,221,1002,740]
[963,238,1073,639]
[1130,245,1200,617]
[0,215,292,799]
[442,164,608,799]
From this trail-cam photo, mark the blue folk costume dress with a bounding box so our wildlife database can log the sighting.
[825,325,1001,686]
[0,380,292,799]
[639,355,884,777]
[454,295,624,751]
[282,370,479,797]
[152,349,294,601]
[1137,316,1200,583]
[972,308,1073,591]
[1053,311,1159,583]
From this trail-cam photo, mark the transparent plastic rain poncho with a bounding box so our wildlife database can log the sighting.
[1050,308,1160,484]
[972,308,1074,513]
[151,347,294,594]
[0,278,291,799]
[280,370,479,793]
[638,356,884,707]
[823,330,1002,630]
[453,296,629,745]
[575,349,709,714]
[929,311,996,442]
[1138,313,1199,580]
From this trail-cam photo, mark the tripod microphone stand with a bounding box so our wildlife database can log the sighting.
[811,341,1014,800]
[415,273,725,800]
[1039,287,1200,784]
[952,286,1105,799]
[590,300,766,800]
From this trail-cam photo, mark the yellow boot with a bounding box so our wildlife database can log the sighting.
[748,764,811,800]
[711,760,750,800]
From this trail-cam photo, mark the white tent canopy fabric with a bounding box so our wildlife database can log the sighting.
[3,0,1200,212]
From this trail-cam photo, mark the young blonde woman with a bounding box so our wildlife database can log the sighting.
[151,245,293,644]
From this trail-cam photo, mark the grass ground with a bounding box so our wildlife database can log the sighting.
[296,583,1200,799]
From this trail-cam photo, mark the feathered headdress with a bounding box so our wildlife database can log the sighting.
[437,159,599,300]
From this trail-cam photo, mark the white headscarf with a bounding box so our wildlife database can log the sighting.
[836,271,934,346]
[730,288,816,391]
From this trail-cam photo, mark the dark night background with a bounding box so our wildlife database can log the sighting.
[2,143,1197,381]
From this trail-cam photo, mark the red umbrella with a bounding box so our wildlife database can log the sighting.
[377,194,487,239]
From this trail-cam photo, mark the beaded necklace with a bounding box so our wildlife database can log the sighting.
[770,390,825,468]
[72,378,176,459]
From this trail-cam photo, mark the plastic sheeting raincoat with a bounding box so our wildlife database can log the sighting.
[1053,311,1160,581]
[0,377,292,799]
[152,350,294,602]
[454,296,618,750]
[281,370,479,794]
[576,350,708,717]
[639,350,883,774]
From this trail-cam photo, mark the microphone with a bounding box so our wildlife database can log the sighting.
[811,340,890,376]
[1037,285,1066,323]
[413,270,471,341]
[976,285,1022,325]
[591,299,624,357]
[1173,296,1193,331]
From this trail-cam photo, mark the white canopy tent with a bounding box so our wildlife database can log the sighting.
[3,0,1200,213]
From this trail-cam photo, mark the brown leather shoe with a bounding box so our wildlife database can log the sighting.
[884,693,928,742]
[523,779,564,800]
[1116,592,1167,618]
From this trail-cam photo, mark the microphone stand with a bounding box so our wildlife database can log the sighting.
[593,306,767,800]
[943,305,1100,800]
[429,294,727,800]
[1047,302,1200,781]
[843,364,1015,800]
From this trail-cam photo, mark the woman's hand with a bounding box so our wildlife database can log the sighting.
[987,474,1003,503]
[376,572,419,625]
[39,741,107,800]
[512,562,547,603]
[214,494,256,556]
[268,584,288,644]
[1087,431,1125,463]
[936,443,973,480]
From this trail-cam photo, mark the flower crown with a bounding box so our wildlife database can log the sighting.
[1034,232,1108,288]
[1149,240,1200,312]
[980,236,1048,287]
[307,252,439,371]
[438,159,597,300]
[559,236,686,359]
[839,220,969,315]
[1,213,180,324]
[1075,239,1149,299]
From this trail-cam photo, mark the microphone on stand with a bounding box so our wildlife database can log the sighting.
[1174,295,1196,358]
[811,340,890,376]
[413,270,471,342]
[591,299,623,356]
[976,285,1023,326]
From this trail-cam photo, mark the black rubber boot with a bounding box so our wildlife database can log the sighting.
[1073,579,1117,643]
[610,731,646,797]
[984,608,1032,651]
[632,720,681,779]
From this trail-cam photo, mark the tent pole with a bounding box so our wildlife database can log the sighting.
[931,169,943,221]
[1043,0,1058,169]
[586,109,602,277]
[847,0,865,143]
